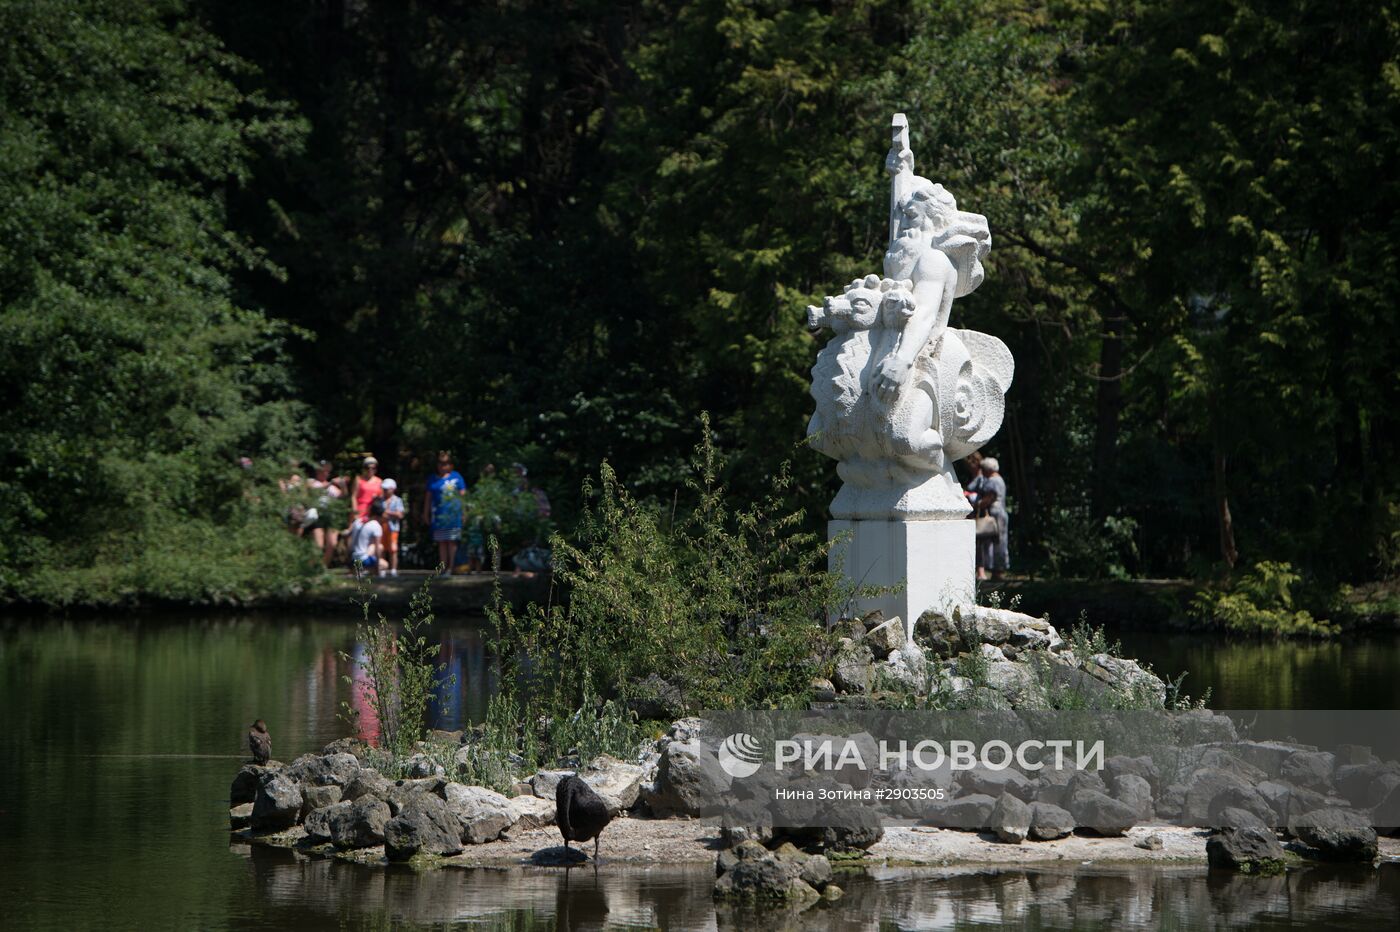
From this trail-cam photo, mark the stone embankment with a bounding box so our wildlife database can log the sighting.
[230,605,1400,909]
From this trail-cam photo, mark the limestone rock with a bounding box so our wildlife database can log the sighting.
[299,784,343,819]
[1068,789,1137,837]
[1289,807,1378,861]
[1106,755,1161,795]
[329,797,391,849]
[251,773,302,833]
[959,766,1032,801]
[504,794,556,832]
[530,769,573,801]
[230,763,278,806]
[643,740,732,817]
[1207,827,1285,873]
[1280,751,1336,791]
[402,753,446,779]
[833,640,875,694]
[444,783,514,844]
[921,606,1061,659]
[926,793,996,830]
[342,768,394,803]
[991,792,1031,844]
[304,800,351,843]
[1112,773,1154,822]
[714,841,820,904]
[1028,802,1075,841]
[863,616,906,659]
[582,756,646,813]
[384,794,464,861]
[285,752,360,788]
[229,803,253,830]
[1207,785,1277,829]
[1134,833,1164,851]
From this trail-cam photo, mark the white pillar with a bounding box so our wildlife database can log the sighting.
[829,519,975,640]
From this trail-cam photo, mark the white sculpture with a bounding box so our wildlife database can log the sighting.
[808,114,1013,628]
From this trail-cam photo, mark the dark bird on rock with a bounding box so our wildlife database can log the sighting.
[248,719,271,765]
[556,774,612,860]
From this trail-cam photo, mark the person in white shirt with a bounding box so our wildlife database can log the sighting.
[348,499,385,577]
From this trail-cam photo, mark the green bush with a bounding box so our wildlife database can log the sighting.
[1191,561,1338,638]
[488,419,850,751]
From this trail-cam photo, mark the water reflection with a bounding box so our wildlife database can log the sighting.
[3,614,1398,931]
[228,847,1400,931]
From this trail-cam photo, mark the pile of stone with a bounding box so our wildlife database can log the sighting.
[822,605,1167,711]
[714,839,844,906]
[229,746,556,861]
[879,736,1395,871]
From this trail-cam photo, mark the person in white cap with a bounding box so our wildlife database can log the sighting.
[380,478,405,577]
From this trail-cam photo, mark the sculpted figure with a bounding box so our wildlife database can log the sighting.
[807,115,1013,520]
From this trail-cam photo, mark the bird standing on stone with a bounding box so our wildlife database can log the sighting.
[248,719,271,765]
[555,774,612,861]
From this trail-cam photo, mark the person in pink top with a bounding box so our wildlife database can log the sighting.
[349,455,383,521]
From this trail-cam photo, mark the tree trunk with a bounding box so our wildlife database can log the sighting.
[1091,313,1124,519]
[1213,447,1238,570]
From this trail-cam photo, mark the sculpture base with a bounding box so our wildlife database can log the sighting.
[829,518,974,639]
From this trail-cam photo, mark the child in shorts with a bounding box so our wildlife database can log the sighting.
[381,478,405,577]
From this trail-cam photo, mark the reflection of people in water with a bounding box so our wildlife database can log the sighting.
[428,637,466,731]
[350,642,381,745]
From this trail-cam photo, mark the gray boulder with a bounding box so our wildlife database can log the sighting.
[1069,789,1137,836]
[920,606,1061,659]
[304,800,351,843]
[991,792,1031,844]
[329,797,391,849]
[342,768,394,803]
[251,773,302,833]
[285,752,360,788]
[1028,802,1075,841]
[833,641,875,694]
[1207,785,1277,829]
[926,794,996,830]
[1213,806,1269,833]
[384,794,464,860]
[582,756,647,813]
[1206,827,1286,873]
[644,740,732,817]
[444,783,514,844]
[530,769,574,800]
[231,763,279,806]
[799,853,833,889]
[863,616,906,659]
[1106,755,1161,795]
[1289,807,1378,861]
[959,767,1033,801]
[229,803,253,830]
[1181,769,1254,826]
[299,784,343,819]
[1112,773,1154,822]
[1280,751,1335,791]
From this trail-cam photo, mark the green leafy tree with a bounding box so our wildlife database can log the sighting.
[0,0,314,603]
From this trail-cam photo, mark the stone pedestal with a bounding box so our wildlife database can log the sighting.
[829,519,974,639]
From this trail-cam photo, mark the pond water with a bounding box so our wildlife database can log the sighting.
[3,613,1398,930]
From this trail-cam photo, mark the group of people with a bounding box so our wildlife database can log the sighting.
[964,452,1010,581]
[282,450,551,577]
[283,456,406,576]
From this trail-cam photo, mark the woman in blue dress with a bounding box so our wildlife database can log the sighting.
[421,450,466,573]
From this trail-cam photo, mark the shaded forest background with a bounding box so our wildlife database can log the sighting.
[2,0,1398,605]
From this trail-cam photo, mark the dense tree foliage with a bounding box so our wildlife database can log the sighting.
[0,0,317,602]
[2,0,1397,603]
